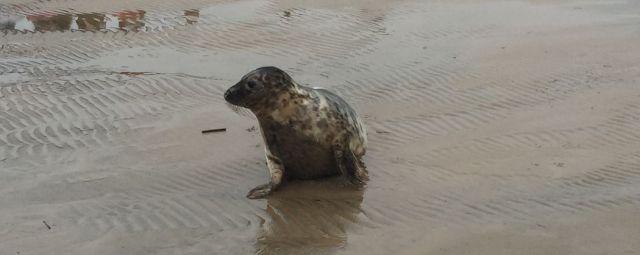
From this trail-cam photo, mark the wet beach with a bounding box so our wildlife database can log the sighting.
[1,0,640,254]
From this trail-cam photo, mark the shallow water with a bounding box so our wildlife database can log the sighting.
[1,0,640,254]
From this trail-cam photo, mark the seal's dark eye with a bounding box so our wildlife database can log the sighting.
[246,81,257,89]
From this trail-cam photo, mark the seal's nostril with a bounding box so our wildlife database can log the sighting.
[224,87,233,100]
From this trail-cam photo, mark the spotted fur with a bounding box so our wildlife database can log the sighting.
[224,66,368,199]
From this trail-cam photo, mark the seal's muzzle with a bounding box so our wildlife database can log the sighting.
[223,83,245,106]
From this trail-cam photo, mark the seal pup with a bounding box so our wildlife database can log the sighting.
[224,66,368,199]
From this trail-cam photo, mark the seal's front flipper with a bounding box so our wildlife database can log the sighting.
[247,183,273,199]
[247,148,285,199]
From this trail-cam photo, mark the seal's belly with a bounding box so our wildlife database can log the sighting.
[275,134,338,180]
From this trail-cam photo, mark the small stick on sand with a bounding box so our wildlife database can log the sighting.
[42,220,51,230]
[202,128,226,134]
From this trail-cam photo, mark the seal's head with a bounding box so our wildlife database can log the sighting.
[224,66,293,110]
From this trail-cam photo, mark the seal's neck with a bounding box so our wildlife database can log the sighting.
[251,84,309,121]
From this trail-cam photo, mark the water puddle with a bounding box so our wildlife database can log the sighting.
[0,9,200,33]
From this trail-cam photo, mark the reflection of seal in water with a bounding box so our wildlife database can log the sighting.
[224,66,368,199]
[255,181,365,253]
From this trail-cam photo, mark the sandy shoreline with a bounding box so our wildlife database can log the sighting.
[2,0,640,254]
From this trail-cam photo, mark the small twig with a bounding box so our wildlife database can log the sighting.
[202,128,226,134]
[119,71,147,77]
[42,220,51,230]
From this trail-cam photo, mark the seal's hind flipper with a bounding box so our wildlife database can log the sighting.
[333,146,349,177]
[334,140,368,185]
[345,149,368,185]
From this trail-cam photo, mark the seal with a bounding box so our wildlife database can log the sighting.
[224,66,368,199]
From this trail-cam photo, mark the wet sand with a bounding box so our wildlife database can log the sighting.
[2,0,640,254]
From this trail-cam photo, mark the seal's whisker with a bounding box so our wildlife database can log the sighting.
[225,102,255,119]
